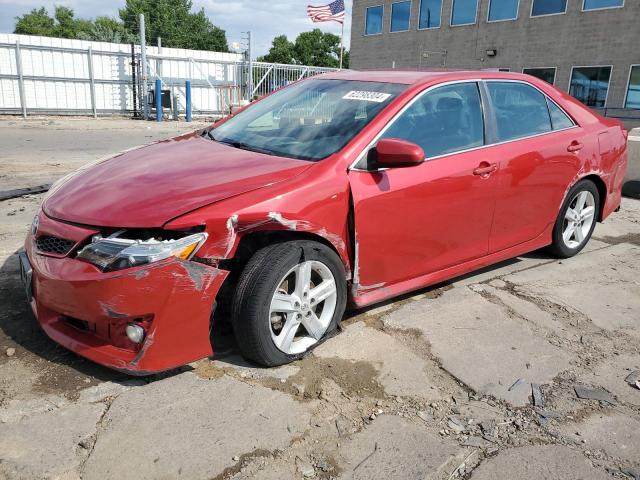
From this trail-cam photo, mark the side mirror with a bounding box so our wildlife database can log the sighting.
[374,138,425,168]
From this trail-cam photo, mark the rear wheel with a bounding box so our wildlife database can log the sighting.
[549,179,600,258]
[231,240,347,366]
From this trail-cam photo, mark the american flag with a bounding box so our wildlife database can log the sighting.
[307,0,345,24]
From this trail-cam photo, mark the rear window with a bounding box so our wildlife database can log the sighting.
[547,99,575,130]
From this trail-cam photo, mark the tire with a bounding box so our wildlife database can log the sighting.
[231,240,347,366]
[548,179,600,258]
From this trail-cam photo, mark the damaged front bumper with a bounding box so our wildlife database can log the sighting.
[23,223,228,375]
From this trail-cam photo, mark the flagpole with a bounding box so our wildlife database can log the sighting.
[339,20,344,70]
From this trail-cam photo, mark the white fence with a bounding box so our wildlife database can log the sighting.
[0,34,338,117]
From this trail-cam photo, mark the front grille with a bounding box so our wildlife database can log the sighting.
[35,235,75,255]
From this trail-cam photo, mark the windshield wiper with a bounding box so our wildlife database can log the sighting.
[204,129,217,141]
[204,129,276,156]
[218,139,276,156]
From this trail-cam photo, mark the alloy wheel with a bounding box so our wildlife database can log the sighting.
[562,190,596,249]
[268,260,337,355]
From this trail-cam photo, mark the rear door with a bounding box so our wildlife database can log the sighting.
[349,81,499,292]
[481,81,586,253]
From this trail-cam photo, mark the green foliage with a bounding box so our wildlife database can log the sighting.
[14,7,55,36]
[13,2,227,52]
[258,35,295,64]
[119,0,228,51]
[86,17,138,44]
[259,29,349,68]
[53,6,94,39]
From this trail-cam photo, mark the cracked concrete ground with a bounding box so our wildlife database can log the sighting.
[1,118,639,479]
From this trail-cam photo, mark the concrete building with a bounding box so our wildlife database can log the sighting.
[350,0,640,109]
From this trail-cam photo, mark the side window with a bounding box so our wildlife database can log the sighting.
[546,99,575,130]
[486,82,551,142]
[380,83,484,158]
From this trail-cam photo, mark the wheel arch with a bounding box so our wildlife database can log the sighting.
[579,173,607,221]
[232,229,348,275]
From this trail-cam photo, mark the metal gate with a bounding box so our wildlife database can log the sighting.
[0,34,339,118]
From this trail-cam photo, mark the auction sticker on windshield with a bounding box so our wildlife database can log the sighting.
[343,91,392,103]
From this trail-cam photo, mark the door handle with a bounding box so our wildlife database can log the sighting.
[473,162,498,177]
[567,141,584,152]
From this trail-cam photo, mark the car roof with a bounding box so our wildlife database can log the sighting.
[319,69,535,86]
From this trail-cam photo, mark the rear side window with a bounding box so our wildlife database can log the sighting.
[381,82,484,158]
[486,82,551,142]
[547,99,575,130]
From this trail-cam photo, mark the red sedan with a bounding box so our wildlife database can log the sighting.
[20,70,627,374]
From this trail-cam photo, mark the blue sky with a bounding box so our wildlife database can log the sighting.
[0,0,352,56]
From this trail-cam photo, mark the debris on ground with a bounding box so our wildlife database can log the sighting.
[574,385,616,405]
[461,436,492,448]
[480,419,497,439]
[624,370,640,390]
[5,347,15,357]
[296,457,315,478]
[531,383,544,407]
[508,378,525,392]
[0,184,51,201]
[416,411,431,422]
[621,467,640,480]
[447,415,466,433]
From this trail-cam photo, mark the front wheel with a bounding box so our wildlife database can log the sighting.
[231,240,347,366]
[548,179,600,258]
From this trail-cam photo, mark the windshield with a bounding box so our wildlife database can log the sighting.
[208,79,406,161]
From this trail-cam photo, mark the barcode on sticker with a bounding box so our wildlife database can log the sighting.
[343,91,392,103]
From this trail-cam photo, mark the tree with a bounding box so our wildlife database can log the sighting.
[258,35,296,64]
[259,29,349,68]
[14,7,123,42]
[87,17,138,44]
[52,6,93,39]
[119,0,228,51]
[14,7,55,36]
[184,9,229,52]
[13,2,228,52]
[294,29,343,68]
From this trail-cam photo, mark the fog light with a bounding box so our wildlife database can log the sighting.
[125,323,145,344]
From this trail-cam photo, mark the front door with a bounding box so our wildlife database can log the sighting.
[349,82,498,292]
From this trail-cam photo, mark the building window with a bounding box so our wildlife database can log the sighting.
[583,0,624,11]
[486,82,552,142]
[419,0,442,28]
[625,65,640,109]
[451,0,479,25]
[365,5,384,35]
[523,67,556,85]
[391,1,412,32]
[531,0,567,16]
[488,0,519,21]
[569,66,612,108]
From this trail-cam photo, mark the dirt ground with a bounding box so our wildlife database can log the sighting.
[0,117,639,480]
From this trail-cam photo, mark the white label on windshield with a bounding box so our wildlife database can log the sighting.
[342,91,392,103]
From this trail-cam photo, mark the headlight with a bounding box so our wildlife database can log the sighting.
[77,232,207,272]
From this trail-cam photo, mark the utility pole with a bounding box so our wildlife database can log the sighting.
[248,31,253,100]
[339,21,344,70]
[157,37,162,79]
[139,13,149,120]
[242,31,253,101]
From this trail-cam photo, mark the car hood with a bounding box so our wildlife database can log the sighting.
[43,133,312,228]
